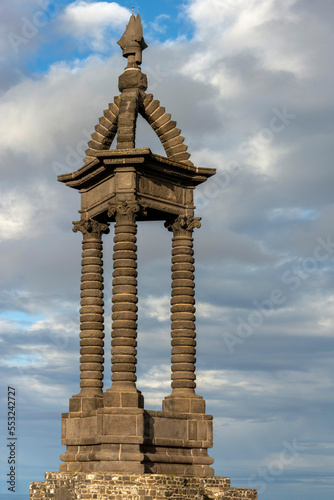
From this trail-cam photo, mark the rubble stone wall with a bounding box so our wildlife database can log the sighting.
[30,472,257,500]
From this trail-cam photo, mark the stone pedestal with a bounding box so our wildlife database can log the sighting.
[60,407,145,474]
[60,407,213,476]
[143,410,213,476]
[30,472,257,500]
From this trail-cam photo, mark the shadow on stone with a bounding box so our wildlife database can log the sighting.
[55,487,72,500]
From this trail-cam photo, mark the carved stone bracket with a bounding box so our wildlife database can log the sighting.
[165,215,201,233]
[73,219,110,238]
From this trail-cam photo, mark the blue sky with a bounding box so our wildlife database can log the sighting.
[1,1,334,499]
[9,0,194,75]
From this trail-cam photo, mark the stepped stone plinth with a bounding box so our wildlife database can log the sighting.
[31,473,257,500]
[30,12,257,500]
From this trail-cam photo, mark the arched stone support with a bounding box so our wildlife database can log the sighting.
[139,93,193,165]
[84,97,120,162]
[82,91,194,167]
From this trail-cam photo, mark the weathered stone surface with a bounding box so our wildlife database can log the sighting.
[116,90,140,149]
[156,119,177,136]
[117,134,135,144]
[95,123,109,135]
[118,13,147,67]
[165,143,188,156]
[145,98,160,116]
[164,134,185,149]
[87,139,105,150]
[147,105,165,124]
[54,487,71,500]
[83,155,95,165]
[119,69,147,91]
[117,142,134,149]
[30,473,257,500]
[152,112,172,130]
[181,159,194,166]
[97,116,111,131]
[143,92,153,107]
[160,127,182,143]
[170,151,191,161]
[103,109,119,125]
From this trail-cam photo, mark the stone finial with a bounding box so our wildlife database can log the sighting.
[118,13,148,68]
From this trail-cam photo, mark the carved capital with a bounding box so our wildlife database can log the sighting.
[165,215,201,234]
[108,200,147,223]
[72,219,110,238]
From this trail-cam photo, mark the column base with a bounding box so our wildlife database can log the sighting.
[143,409,213,476]
[103,387,144,408]
[60,443,144,474]
[163,392,206,414]
[61,405,145,473]
[69,393,103,412]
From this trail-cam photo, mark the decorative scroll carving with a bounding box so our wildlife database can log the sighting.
[108,200,147,223]
[165,215,201,233]
[73,219,110,238]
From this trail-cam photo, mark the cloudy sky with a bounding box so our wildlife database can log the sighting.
[0,0,333,499]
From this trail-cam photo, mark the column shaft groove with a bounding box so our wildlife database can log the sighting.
[166,216,201,392]
[73,220,109,397]
[106,200,146,390]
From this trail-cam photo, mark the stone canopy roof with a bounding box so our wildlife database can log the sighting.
[84,13,194,168]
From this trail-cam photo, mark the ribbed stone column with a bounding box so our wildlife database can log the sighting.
[163,215,205,414]
[70,219,109,411]
[105,200,146,408]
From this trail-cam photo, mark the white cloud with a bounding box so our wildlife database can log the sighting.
[150,14,170,35]
[0,183,58,242]
[196,301,230,319]
[60,1,131,51]
[138,364,172,408]
[139,365,171,390]
[0,54,122,161]
[139,295,231,323]
[184,0,309,96]
[29,317,77,336]
[139,295,170,322]
[246,137,292,174]
[0,191,35,241]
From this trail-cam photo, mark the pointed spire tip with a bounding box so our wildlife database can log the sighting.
[117,10,147,68]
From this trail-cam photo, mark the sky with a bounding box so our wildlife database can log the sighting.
[0,0,333,499]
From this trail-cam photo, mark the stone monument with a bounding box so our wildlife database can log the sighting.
[30,13,257,500]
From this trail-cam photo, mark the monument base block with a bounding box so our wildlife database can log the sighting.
[60,405,214,476]
[30,472,257,500]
